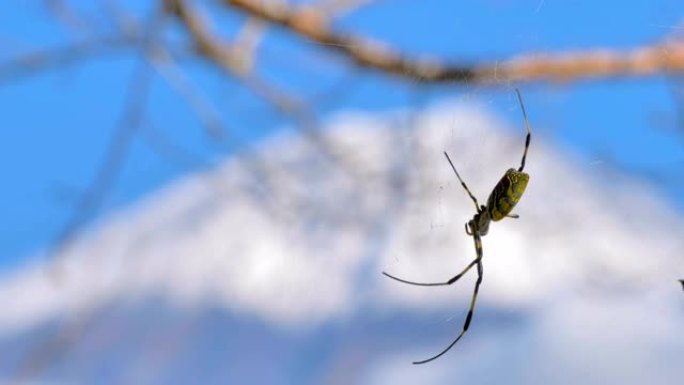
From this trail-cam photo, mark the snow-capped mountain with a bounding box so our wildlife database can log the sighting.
[2,100,683,384]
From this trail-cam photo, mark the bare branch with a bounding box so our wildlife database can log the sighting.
[140,117,209,170]
[315,0,380,17]
[48,5,171,269]
[146,45,291,202]
[222,0,467,81]
[166,0,251,76]
[494,43,684,83]
[232,17,267,74]
[50,65,152,271]
[168,0,368,178]
[222,0,684,83]
[0,34,137,84]
[11,302,106,383]
[148,47,227,141]
[44,0,89,31]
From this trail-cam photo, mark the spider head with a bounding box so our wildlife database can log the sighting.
[469,210,491,236]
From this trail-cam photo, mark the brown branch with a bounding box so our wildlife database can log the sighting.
[495,44,684,83]
[222,0,467,81]
[166,0,251,76]
[140,117,209,170]
[44,0,89,31]
[222,0,684,84]
[148,47,227,141]
[50,65,152,273]
[10,302,106,383]
[168,0,345,111]
[167,0,370,179]
[315,0,381,17]
[14,9,167,382]
[146,45,293,204]
[232,17,267,74]
[49,5,170,270]
[0,34,137,84]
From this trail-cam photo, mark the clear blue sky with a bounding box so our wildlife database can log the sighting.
[1,0,683,268]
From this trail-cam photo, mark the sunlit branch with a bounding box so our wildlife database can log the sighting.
[222,0,684,83]
[315,0,381,17]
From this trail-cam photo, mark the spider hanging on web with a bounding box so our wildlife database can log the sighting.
[383,89,533,365]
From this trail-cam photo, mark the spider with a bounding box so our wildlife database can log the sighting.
[383,89,532,365]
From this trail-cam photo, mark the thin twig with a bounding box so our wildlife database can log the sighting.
[49,5,170,268]
[44,0,90,31]
[146,44,287,203]
[148,47,227,140]
[12,7,167,383]
[50,64,152,270]
[139,117,209,170]
[0,35,137,84]
[10,300,107,384]
[168,0,368,178]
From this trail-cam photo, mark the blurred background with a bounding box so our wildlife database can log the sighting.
[1,0,684,384]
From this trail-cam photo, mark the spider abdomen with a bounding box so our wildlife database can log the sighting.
[487,168,529,221]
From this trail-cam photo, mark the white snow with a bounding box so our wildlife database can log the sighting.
[1,100,682,349]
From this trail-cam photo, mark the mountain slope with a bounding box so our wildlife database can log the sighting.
[2,101,683,384]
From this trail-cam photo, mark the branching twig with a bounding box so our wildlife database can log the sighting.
[147,45,290,208]
[13,7,165,383]
[49,5,170,268]
[148,47,227,141]
[223,0,467,81]
[222,0,684,83]
[168,0,368,178]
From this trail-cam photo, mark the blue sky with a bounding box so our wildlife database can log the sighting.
[1,0,683,268]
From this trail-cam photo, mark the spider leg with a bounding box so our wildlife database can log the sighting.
[507,214,519,219]
[465,223,472,235]
[413,234,485,365]
[382,257,479,287]
[515,89,532,172]
[444,151,480,212]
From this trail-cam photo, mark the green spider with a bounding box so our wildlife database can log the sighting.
[383,89,532,365]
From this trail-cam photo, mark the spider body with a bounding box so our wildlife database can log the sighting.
[487,168,529,221]
[466,168,529,237]
[382,89,533,365]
